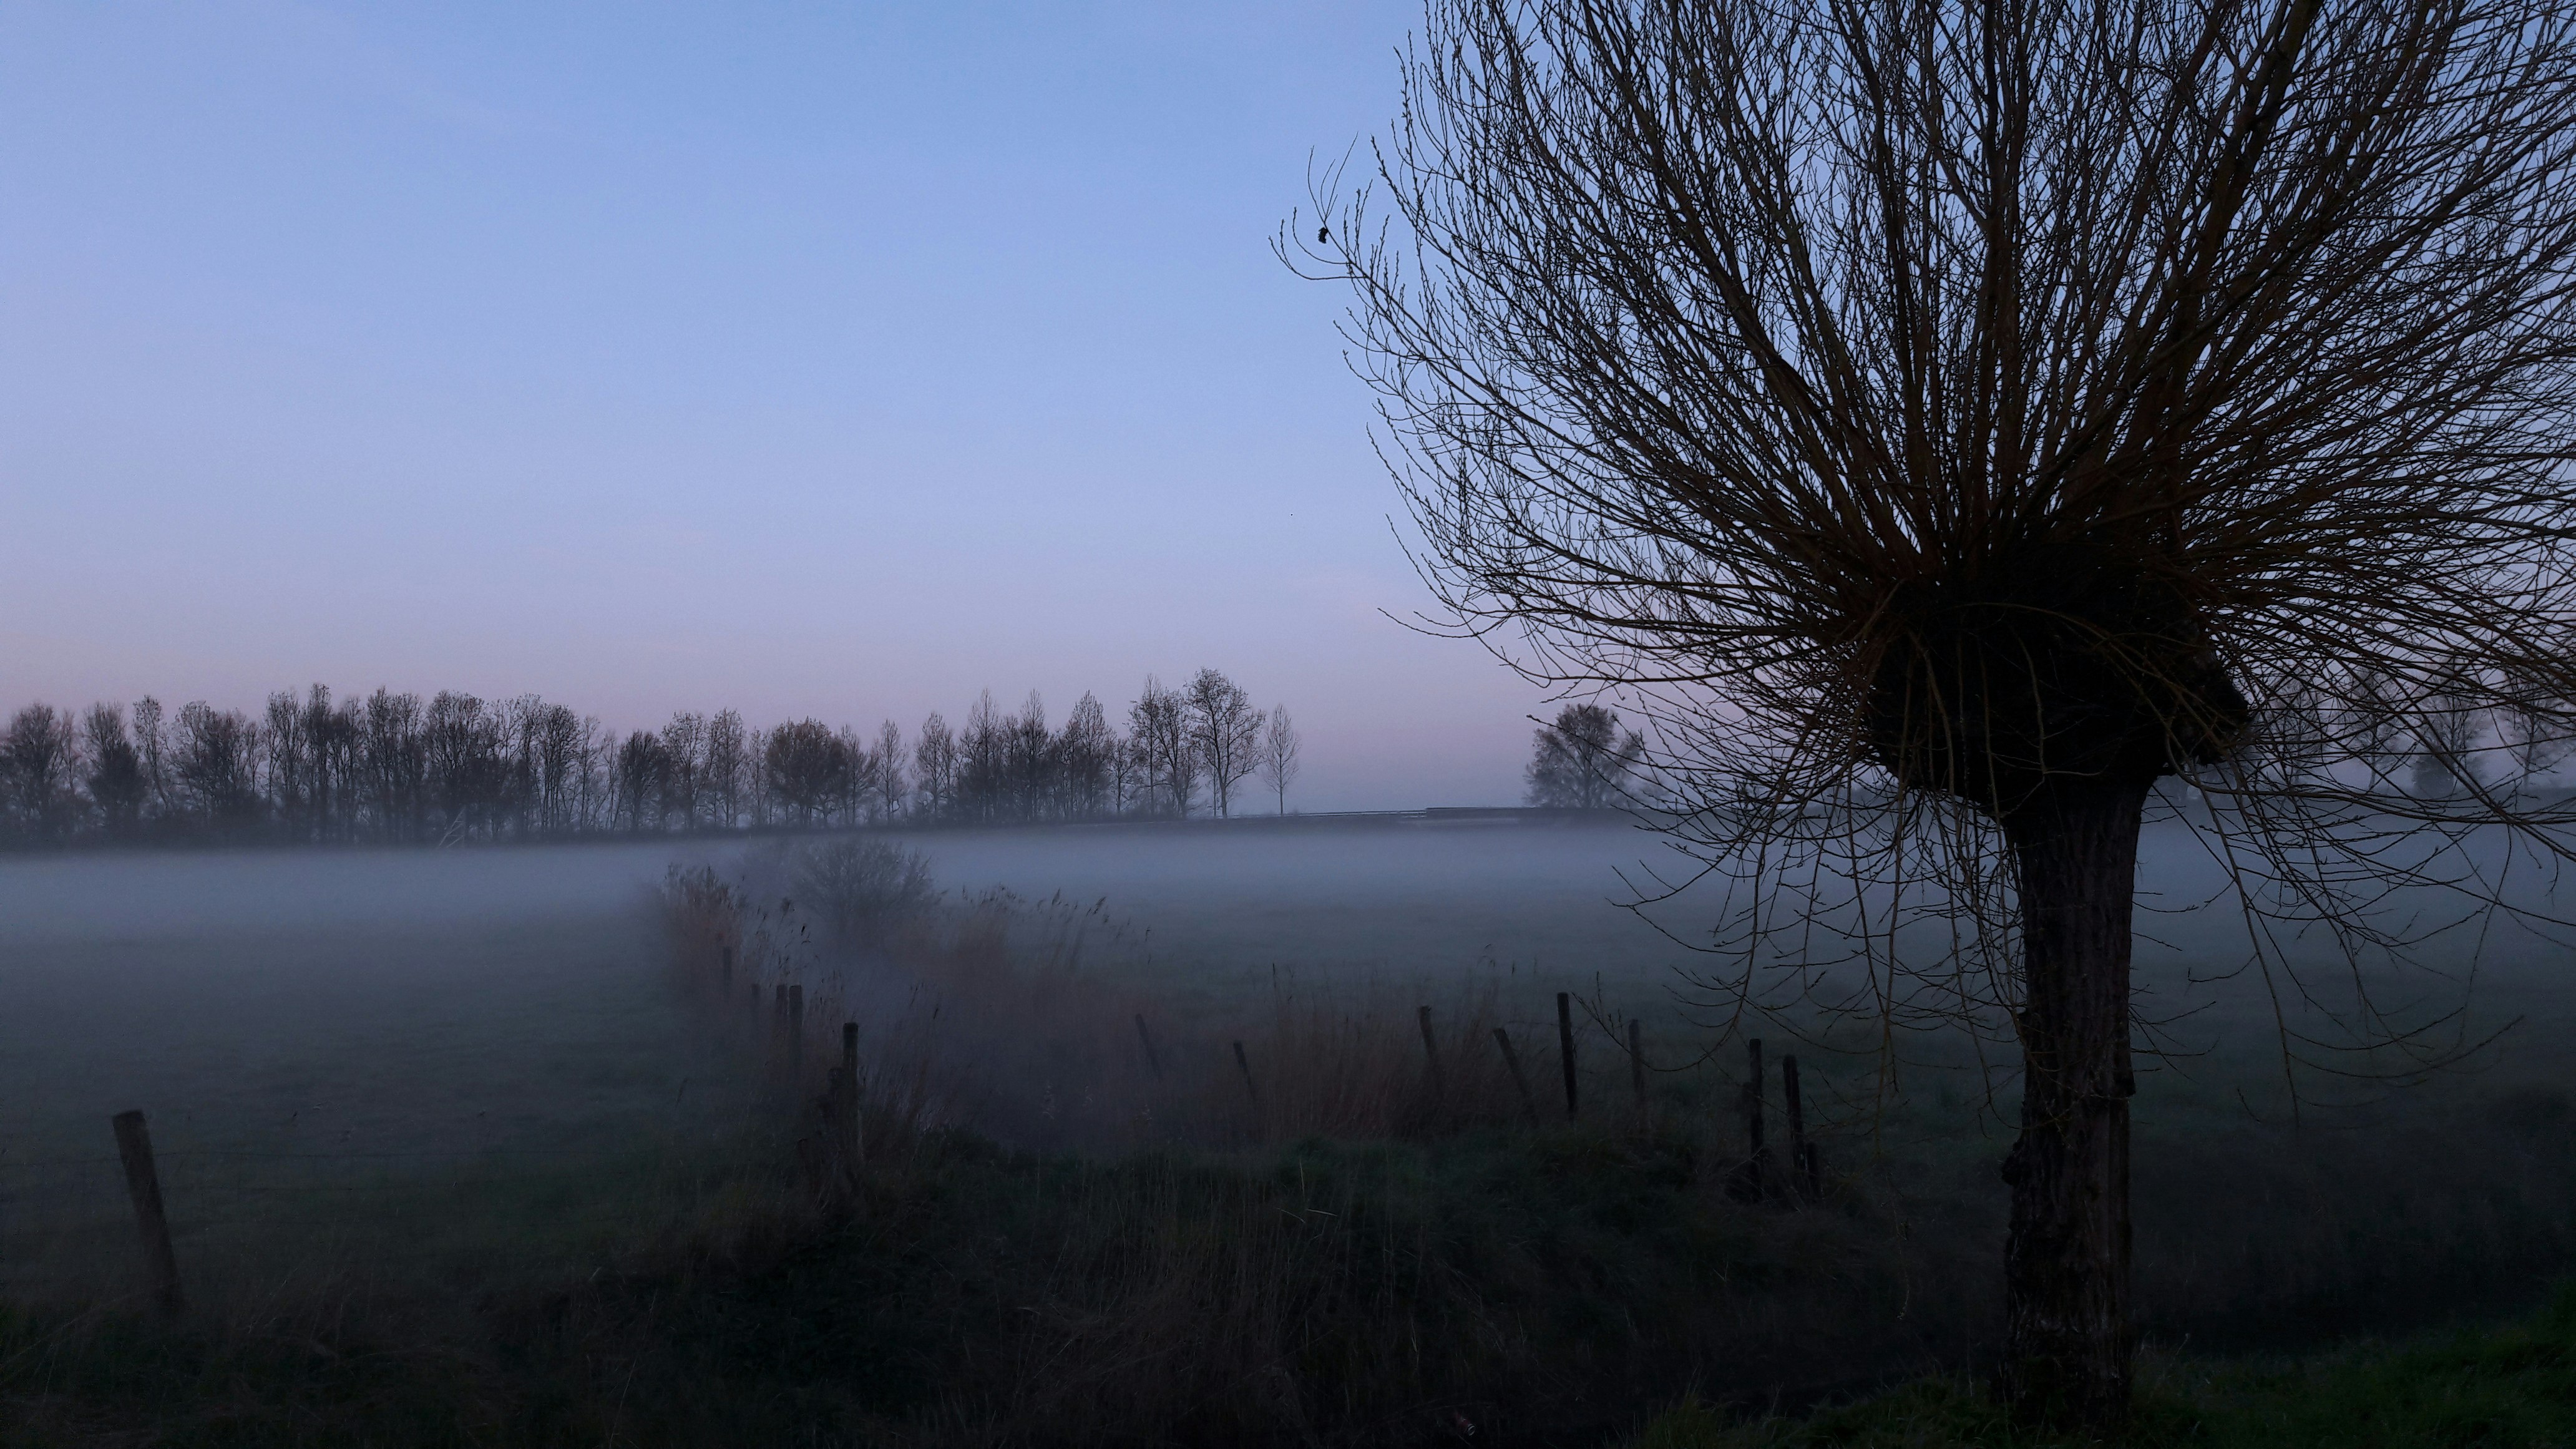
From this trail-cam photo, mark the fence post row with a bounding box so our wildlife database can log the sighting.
[111,1110,184,1314]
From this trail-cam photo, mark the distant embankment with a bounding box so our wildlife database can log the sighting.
[1025,806,1649,833]
[0,805,1658,859]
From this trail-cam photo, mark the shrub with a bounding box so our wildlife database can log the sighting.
[787,839,939,948]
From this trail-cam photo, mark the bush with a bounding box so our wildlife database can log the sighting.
[787,839,939,947]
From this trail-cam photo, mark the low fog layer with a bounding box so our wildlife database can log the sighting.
[0,841,713,947]
[916,816,2575,1041]
[4,817,2568,1183]
[916,818,1698,1015]
[0,844,719,1189]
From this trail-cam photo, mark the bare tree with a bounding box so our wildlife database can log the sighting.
[361,689,427,842]
[1109,720,1140,816]
[1184,668,1264,819]
[1257,704,1302,814]
[873,720,907,821]
[1294,0,2576,1422]
[1128,675,1196,817]
[2408,692,2488,799]
[81,704,146,837]
[264,691,315,841]
[703,709,748,830]
[427,692,508,839]
[1060,691,1116,819]
[173,701,261,830]
[615,729,670,833]
[914,711,957,822]
[2,704,80,841]
[764,718,845,827]
[1007,690,1055,821]
[956,690,1008,824]
[131,695,168,825]
[1524,703,1642,809]
[660,711,706,831]
[530,703,593,836]
[835,723,871,826]
[2498,690,2576,799]
[306,687,356,841]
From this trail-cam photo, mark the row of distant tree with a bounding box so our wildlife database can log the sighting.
[0,668,1301,847]
[1515,693,2575,812]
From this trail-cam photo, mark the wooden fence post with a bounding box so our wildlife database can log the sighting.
[1493,1028,1539,1123]
[1783,1054,1818,1199]
[1556,992,1579,1118]
[721,944,734,989]
[1134,1013,1164,1081]
[1417,1006,1447,1100]
[111,1111,183,1314]
[1730,1038,1767,1201]
[1628,1018,1649,1121]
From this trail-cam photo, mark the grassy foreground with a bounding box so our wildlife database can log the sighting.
[0,1120,1949,1448]
[1635,1287,2576,1448]
[9,854,2570,1447]
[7,1110,2572,1447]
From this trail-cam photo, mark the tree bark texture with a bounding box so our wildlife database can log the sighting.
[1998,777,2147,1425]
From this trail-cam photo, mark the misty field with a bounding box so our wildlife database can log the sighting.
[4,817,2574,1445]
[0,821,1693,1302]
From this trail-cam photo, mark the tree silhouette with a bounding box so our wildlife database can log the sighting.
[1186,668,1265,819]
[1294,0,2576,1422]
[1525,703,1642,809]
[1259,705,1304,814]
[3,705,79,841]
[80,704,145,836]
[764,718,845,828]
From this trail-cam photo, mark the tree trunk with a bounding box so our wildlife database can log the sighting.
[1998,776,2148,1426]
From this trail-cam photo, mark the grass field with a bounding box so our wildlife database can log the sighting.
[1632,1286,2576,1447]
[2,821,2572,1444]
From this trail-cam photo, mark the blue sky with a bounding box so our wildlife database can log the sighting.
[0,2,1558,809]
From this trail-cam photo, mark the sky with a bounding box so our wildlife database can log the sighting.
[0,2,1561,810]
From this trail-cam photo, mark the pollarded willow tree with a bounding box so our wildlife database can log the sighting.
[1290,0,2576,1425]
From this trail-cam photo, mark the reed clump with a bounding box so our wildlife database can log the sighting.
[660,846,1571,1156]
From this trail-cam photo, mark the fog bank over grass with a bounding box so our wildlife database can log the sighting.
[915,815,2576,1065]
[4,816,2569,1133]
[3,813,2568,1222]
[919,817,1697,1013]
[0,840,711,947]
[3,817,2573,1383]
